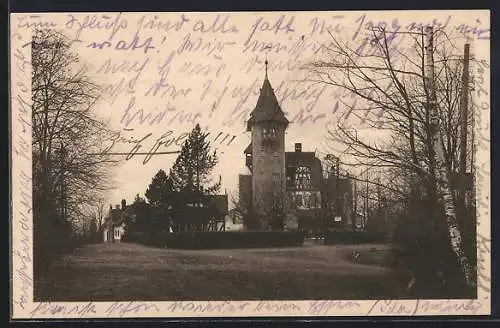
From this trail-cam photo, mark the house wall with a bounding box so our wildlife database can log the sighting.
[102,224,125,243]
[225,215,244,231]
[103,227,109,242]
[113,225,125,242]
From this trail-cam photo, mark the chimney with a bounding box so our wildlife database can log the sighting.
[295,143,302,152]
[121,199,126,209]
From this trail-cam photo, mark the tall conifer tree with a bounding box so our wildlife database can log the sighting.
[170,124,221,195]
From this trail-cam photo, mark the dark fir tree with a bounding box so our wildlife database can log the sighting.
[145,169,174,208]
[123,194,159,235]
[170,124,221,195]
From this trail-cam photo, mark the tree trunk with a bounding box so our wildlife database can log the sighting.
[424,26,475,288]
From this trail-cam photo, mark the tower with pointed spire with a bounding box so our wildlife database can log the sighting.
[245,60,289,229]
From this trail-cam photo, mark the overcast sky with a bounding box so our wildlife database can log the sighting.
[31,10,489,207]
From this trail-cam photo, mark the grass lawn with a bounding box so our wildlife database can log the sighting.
[35,242,409,301]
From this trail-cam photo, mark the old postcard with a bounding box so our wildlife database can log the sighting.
[10,10,490,319]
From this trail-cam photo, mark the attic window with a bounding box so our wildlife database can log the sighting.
[262,125,277,144]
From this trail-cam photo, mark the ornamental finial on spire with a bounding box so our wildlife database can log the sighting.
[265,56,269,79]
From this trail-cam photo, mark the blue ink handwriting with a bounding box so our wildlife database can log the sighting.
[96,57,149,104]
[17,15,57,29]
[309,15,345,36]
[367,300,419,315]
[105,302,160,317]
[308,300,361,315]
[192,14,239,34]
[244,15,295,47]
[30,302,97,318]
[177,33,236,59]
[88,32,155,54]
[66,13,127,41]
[416,299,483,315]
[136,14,190,34]
[165,301,250,313]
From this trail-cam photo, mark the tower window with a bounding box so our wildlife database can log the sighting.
[295,166,312,190]
[262,125,277,144]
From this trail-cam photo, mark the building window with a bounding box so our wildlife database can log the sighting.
[295,194,303,208]
[295,166,312,190]
[262,125,277,144]
[303,193,311,208]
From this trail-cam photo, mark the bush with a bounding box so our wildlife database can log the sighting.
[34,217,94,279]
[324,231,389,245]
[123,231,305,249]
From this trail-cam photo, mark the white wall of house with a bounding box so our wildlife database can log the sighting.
[113,225,125,241]
[225,215,244,231]
[103,224,125,242]
[103,227,109,242]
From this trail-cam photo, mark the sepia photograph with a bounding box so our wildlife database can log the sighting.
[10,10,490,318]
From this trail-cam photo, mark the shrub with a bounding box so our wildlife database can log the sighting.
[123,231,305,249]
[324,231,389,245]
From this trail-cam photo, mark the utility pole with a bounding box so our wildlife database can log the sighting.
[58,143,67,223]
[336,157,342,223]
[353,178,357,230]
[364,170,369,229]
[424,26,474,288]
[377,176,381,211]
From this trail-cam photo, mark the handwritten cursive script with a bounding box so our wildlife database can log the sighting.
[30,302,97,318]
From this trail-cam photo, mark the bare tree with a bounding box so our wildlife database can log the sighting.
[32,29,117,275]
[307,26,476,292]
[32,30,117,221]
[93,198,107,231]
[229,194,246,225]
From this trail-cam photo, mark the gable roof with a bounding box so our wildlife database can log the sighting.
[168,192,229,215]
[285,151,319,165]
[246,76,289,131]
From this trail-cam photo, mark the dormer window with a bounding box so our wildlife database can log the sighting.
[262,124,277,144]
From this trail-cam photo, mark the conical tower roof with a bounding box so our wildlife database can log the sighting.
[246,61,289,131]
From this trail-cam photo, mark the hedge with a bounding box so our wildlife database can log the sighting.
[324,231,389,245]
[122,231,305,249]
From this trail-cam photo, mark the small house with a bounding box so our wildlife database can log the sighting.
[102,199,127,243]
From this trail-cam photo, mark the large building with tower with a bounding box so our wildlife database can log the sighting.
[239,62,353,232]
